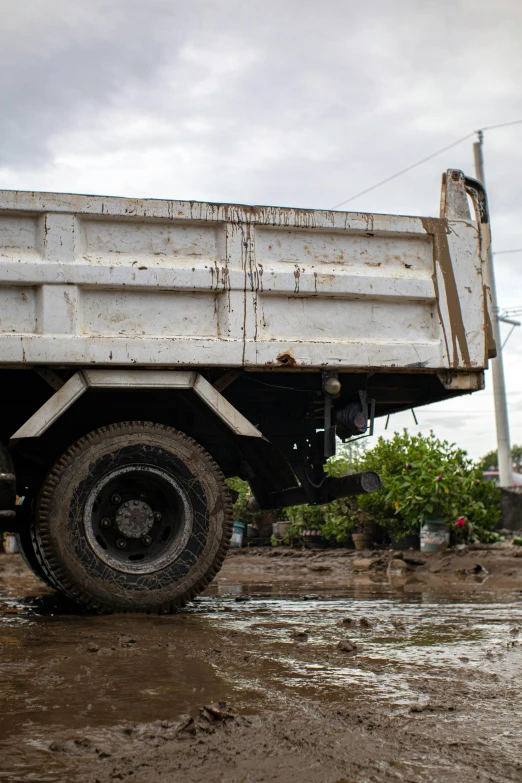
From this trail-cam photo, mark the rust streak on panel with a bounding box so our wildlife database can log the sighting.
[421,217,471,368]
[483,284,497,360]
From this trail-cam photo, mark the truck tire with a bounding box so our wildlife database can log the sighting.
[16,523,57,589]
[34,422,233,612]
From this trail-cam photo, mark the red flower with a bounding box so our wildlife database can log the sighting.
[456,517,467,528]
[435,474,442,481]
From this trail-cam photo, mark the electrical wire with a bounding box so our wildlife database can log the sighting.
[479,119,522,132]
[242,375,316,393]
[331,119,522,210]
[494,249,522,255]
[410,410,506,414]
[331,132,474,209]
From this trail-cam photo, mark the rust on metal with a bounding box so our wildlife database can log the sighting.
[213,370,242,392]
[276,350,297,367]
[421,217,471,368]
[483,285,497,361]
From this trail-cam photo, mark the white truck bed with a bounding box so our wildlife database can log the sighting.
[0,170,491,376]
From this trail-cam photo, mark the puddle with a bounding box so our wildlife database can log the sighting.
[1,555,522,783]
[196,591,522,702]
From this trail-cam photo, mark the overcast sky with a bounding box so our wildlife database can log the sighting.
[1,0,521,460]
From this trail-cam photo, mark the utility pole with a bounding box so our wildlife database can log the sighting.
[473,130,513,486]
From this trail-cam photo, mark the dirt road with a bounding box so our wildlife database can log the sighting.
[1,546,522,783]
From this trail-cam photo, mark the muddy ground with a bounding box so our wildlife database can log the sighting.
[1,545,522,783]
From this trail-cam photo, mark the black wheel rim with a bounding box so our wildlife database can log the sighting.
[84,465,192,574]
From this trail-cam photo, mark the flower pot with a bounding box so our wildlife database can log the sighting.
[302,529,327,548]
[256,513,276,537]
[352,532,372,551]
[3,534,19,554]
[273,521,292,539]
[231,521,245,547]
[420,518,449,553]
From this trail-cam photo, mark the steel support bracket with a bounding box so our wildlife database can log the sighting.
[10,369,262,441]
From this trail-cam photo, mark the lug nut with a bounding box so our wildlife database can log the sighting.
[101,518,112,528]
[153,511,162,522]
[116,538,127,549]
[111,494,121,504]
[134,500,139,506]
[141,535,152,546]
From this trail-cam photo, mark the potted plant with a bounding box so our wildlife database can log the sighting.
[351,511,373,551]
[354,430,501,549]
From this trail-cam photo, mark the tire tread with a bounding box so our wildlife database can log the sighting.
[35,422,233,613]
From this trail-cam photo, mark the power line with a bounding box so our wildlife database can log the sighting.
[480,391,522,397]
[479,119,522,132]
[494,249,522,255]
[389,410,522,416]
[331,132,474,209]
[331,119,522,210]
[414,411,507,414]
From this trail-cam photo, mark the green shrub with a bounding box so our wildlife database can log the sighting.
[477,444,522,472]
[228,431,500,546]
[284,498,359,544]
[355,430,501,541]
[226,476,266,527]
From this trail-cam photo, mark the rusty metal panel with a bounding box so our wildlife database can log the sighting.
[0,170,489,375]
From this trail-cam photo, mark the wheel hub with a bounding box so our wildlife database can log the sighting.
[84,464,192,574]
[115,499,154,539]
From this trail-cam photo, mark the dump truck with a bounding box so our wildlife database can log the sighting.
[0,170,494,611]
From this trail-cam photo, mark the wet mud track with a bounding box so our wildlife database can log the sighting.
[1,552,522,783]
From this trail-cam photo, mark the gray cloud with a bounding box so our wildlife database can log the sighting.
[1,0,521,457]
[0,0,198,166]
